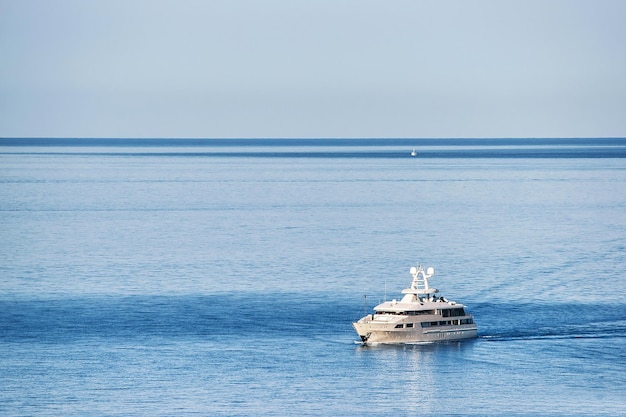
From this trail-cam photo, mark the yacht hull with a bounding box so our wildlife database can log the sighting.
[353,320,477,344]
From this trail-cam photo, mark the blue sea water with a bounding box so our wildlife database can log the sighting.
[1,139,625,416]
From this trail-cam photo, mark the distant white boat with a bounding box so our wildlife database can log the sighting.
[411,149,417,157]
[353,263,478,345]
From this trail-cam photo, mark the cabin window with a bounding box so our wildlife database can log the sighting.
[395,324,404,328]
[442,308,466,317]
[406,323,414,328]
[408,310,434,315]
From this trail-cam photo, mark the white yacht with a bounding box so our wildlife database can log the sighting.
[353,264,477,344]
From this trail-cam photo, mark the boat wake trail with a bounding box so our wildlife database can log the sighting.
[481,333,626,342]
[473,303,626,343]
[480,321,626,342]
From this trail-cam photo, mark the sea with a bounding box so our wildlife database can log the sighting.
[1,138,625,416]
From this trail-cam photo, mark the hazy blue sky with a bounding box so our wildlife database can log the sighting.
[1,0,625,138]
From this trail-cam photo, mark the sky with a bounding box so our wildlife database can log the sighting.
[1,0,625,138]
